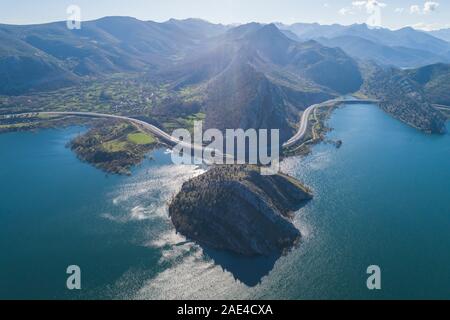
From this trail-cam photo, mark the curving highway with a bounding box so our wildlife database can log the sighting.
[3,97,379,154]
[3,111,179,144]
[2,111,234,162]
[282,98,379,149]
[283,102,325,149]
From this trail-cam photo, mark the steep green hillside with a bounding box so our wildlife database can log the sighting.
[360,63,447,133]
[405,63,450,106]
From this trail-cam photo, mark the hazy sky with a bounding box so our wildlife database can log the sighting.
[1,0,449,30]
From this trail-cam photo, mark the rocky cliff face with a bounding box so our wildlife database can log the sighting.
[169,165,313,256]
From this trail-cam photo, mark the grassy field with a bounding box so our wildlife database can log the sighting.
[127,132,156,145]
[101,124,157,152]
[163,112,206,133]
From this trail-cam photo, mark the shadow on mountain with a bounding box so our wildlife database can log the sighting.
[203,247,280,287]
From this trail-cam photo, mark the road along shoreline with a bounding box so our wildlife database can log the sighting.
[1,98,379,158]
[283,98,379,149]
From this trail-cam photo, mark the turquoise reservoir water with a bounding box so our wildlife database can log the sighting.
[0,104,449,299]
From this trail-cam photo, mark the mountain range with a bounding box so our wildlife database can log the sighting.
[429,28,450,43]
[2,17,450,95]
[0,17,228,94]
[277,23,450,68]
[1,17,449,135]
[157,22,363,140]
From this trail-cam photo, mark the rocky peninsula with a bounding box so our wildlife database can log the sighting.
[169,165,313,256]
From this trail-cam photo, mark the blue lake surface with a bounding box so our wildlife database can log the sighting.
[0,104,449,299]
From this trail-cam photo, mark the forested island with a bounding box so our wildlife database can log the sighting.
[169,165,313,256]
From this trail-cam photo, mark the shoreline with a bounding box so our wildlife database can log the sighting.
[0,96,446,176]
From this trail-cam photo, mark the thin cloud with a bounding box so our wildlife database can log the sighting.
[339,7,354,15]
[352,0,387,12]
[340,0,386,16]
[412,22,450,31]
[424,1,440,14]
[410,2,440,15]
[410,5,421,14]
